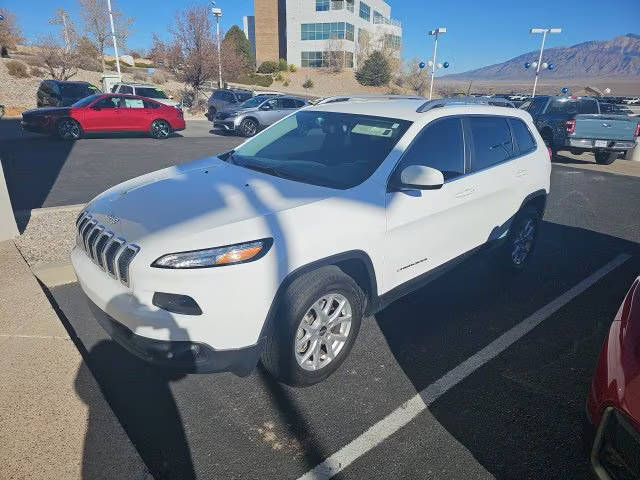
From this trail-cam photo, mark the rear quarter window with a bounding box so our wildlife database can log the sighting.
[509,118,537,155]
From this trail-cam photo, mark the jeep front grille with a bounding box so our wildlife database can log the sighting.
[75,211,139,286]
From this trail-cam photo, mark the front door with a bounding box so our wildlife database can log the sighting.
[259,98,285,126]
[83,96,122,132]
[385,116,479,291]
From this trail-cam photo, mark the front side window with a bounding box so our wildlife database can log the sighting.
[359,2,370,21]
[468,116,514,171]
[93,96,121,109]
[72,94,101,107]
[398,117,464,181]
[135,87,168,99]
[316,0,329,11]
[509,118,537,155]
[227,111,411,189]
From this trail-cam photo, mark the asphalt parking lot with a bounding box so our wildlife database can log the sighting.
[3,117,640,479]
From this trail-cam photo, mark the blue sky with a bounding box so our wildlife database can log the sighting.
[6,0,639,74]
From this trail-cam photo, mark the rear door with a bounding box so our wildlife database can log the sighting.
[120,96,148,130]
[463,115,523,245]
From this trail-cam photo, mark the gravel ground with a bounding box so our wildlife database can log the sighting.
[14,206,83,269]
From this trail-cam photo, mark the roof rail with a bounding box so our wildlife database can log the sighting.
[416,96,516,113]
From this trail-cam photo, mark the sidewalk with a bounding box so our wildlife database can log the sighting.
[0,240,150,480]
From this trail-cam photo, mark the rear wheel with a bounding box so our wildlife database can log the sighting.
[501,206,540,272]
[239,118,258,137]
[150,119,171,139]
[594,151,617,165]
[261,266,364,386]
[56,118,82,140]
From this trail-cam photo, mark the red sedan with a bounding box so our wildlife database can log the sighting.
[21,93,185,140]
[587,275,640,479]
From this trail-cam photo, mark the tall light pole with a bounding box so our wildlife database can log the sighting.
[107,0,122,81]
[428,27,446,100]
[529,28,561,98]
[212,1,223,88]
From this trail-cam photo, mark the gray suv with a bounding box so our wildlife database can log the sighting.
[205,88,253,120]
[214,95,309,137]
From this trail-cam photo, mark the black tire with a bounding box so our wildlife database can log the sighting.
[239,118,259,137]
[261,266,364,387]
[206,106,216,121]
[56,118,82,140]
[150,119,171,139]
[594,151,616,165]
[501,206,541,272]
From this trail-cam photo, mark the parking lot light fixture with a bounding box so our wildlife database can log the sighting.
[428,27,447,100]
[212,1,223,89]
[529,27,562,98]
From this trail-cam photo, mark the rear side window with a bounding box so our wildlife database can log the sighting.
[123,98,145,109]
[282,98,303,109]
[143,99,161,109]
[547,98,598,114]
[527,97,547,116]
[468,116,514,171]
[509,118,537,155]
[94,96,121,109]
[400,117,465,181]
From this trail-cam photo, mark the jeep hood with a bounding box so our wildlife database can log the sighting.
[86,157,332,245]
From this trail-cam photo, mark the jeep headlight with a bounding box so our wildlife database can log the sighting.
[151,239,272,269]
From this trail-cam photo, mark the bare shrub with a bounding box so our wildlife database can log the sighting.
[35,35,79,80]
[324,37,345,73]
[133,71,148,81]
[6,60,29,78]
[151,70,168,84]
[30,66,45,77]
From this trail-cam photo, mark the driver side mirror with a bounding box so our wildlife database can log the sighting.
[391,165,444,191]
[260,103,273,111]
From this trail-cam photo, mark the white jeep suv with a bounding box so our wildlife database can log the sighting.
[72,98,551,386]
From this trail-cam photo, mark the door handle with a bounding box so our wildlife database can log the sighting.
[455,188,475,198]
[516,169,527,177]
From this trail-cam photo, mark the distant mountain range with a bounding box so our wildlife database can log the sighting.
[445,33,640,80]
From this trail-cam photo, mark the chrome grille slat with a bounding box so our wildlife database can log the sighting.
[75,213,140,287]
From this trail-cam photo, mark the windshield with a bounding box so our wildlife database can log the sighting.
[136,87,169,99]
[227,110,412,189]
[239,95,271,109]
[60,83,100,98]
[72,94,101,107]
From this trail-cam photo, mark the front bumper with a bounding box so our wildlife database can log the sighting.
[21,120,50,134]
[213,120,237,131]
[591,407,640,480]
[88,300,263,375]
[566,138,636,151]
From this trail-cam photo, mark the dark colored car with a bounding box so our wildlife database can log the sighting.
[205,88,254,120]
[587,276,640,480]
[36,80,101,107]
[22,93,185,140]
[520,96,639,164]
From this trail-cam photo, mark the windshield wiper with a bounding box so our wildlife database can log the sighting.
[218,150,235,163]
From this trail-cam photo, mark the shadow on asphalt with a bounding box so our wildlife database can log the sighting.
[374,221,640,479]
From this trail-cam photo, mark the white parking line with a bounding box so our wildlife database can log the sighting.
[297,253,632,480]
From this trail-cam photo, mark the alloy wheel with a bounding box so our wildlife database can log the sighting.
[294,293,353,372]
[152,120,170,139]
[511,218,536,266]
[242,120,257,137]
[58,119,80,140]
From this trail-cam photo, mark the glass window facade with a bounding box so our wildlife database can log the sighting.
[346,0,354,12]
[301,22,354,41]
[301,51,354,68]
[316,0,329,11]
[384,34,401,49]
[330,0,344,9]
[359,2,370,21]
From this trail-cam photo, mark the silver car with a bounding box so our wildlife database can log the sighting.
[213,95,309,137]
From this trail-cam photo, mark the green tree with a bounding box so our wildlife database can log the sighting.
[355,50,391,86]
[223,25,254,70]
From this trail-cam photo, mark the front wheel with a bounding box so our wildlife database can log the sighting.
[261,266,364,386]
[501,207,540,272]
[150,119,171,139]
[57,118,82,140]
[594,151,617,165]
[239,118,258,137]
[206,106,216,121]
